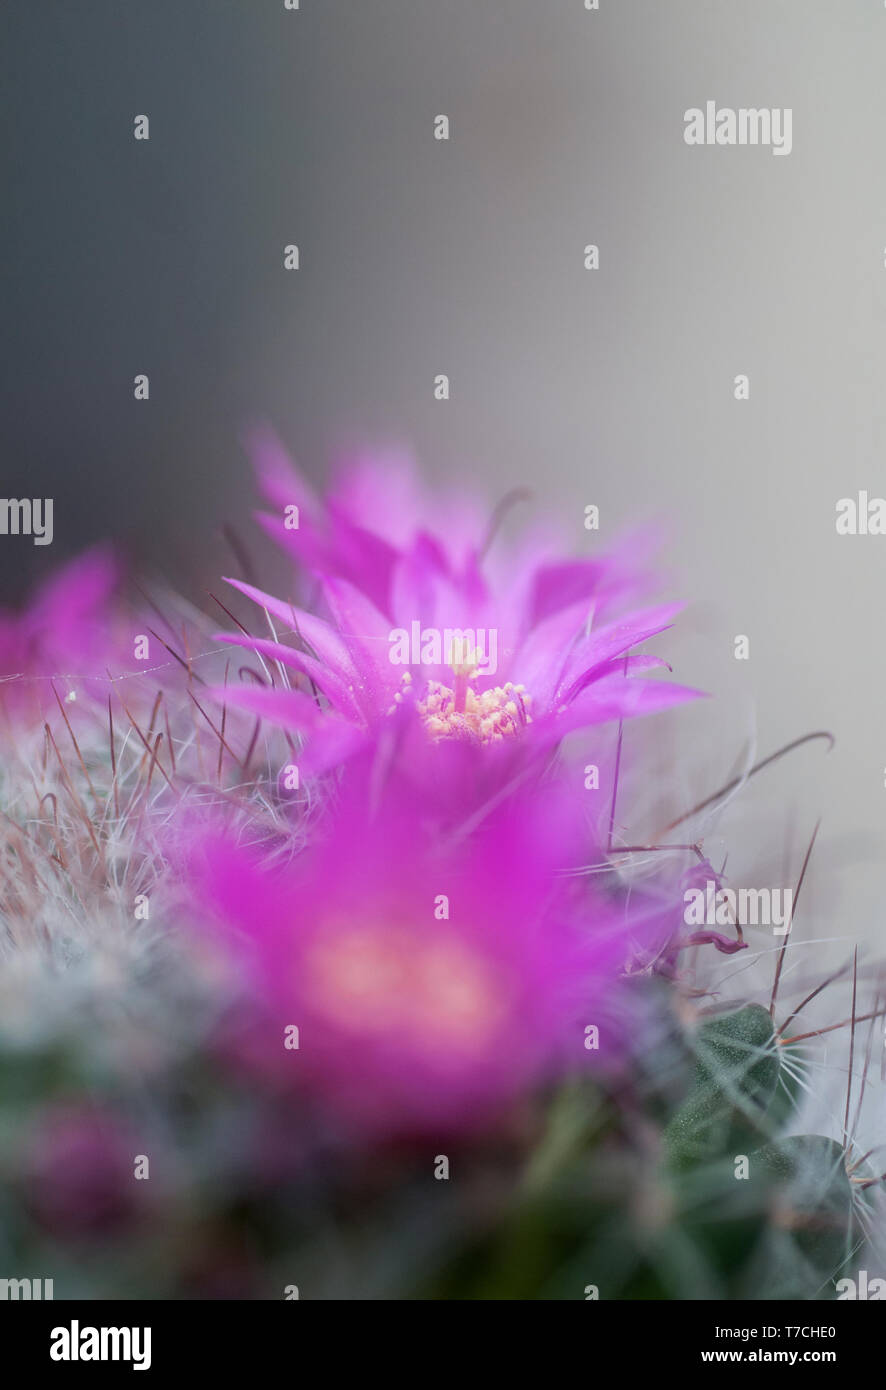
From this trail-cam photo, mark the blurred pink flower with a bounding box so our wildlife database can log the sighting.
[0,546,120,720]
[246,425,661,626]
[186,780,674,1136]
[22,1102,145,1242]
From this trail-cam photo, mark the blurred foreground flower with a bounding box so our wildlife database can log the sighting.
[185,779,674,1136]
[21,1102,145,1243]
[0,547,120,719]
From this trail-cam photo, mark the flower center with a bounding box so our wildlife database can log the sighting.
[387,668,532,744]
[304,926,504,1050]
[418,679,532,743]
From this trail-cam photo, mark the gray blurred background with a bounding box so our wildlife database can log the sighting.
[3,2,886,949]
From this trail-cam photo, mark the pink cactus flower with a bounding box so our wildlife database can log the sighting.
[211,570,700,780]
[0,547,120,721]
[186,779,674,1136]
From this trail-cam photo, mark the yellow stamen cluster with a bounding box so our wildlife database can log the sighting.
[417,680,532,744]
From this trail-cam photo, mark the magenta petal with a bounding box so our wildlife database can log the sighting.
[512,598,596,709]
[29,545,119,634]
[208,684,327,734]
[556,603,684,702]
[597,654,672,676]
[563,674,705,724]
[298,721,372,776]
[528,559,611,624]
[527,675,705,751]
[213,633,364,724]
[319,575,400,709]
[223,576,356,678]
[389,533,453,627]
[254,511,337,577]
[528,525,663,625]
[209,684,369,775]
[247,424,322,519]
